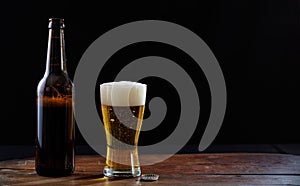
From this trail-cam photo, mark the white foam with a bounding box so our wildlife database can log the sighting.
[100,81,147,106]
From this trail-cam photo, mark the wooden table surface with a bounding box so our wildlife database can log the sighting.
[0,153,300,185]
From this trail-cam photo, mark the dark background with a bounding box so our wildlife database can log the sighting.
[2,0,300,152]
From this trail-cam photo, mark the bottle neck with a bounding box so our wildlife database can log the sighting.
[45,28,67,75]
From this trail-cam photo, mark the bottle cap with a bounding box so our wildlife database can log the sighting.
[141,174,159,181]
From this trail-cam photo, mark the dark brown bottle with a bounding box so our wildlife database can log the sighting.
[36,18,75,177]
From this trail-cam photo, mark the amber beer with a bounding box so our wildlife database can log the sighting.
[100,81,147,177]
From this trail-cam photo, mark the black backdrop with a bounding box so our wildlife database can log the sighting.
[2,0,300,149]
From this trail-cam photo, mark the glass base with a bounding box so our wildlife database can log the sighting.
[103,166,141,177]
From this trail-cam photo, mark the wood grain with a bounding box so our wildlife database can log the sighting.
[0,153,299,185]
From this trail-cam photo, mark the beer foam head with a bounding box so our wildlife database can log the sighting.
[100,81,147,106]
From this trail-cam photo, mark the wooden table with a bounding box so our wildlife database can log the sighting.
[0,153,300,185]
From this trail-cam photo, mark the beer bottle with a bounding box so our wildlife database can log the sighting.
[36,18,75,177]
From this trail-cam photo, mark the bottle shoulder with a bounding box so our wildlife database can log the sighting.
[37,71,73,96]
[39,71,73,84]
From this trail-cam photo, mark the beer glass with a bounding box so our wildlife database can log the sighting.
[100,81,147,177]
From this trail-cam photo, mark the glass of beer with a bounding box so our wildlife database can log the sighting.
[100,81,147,177]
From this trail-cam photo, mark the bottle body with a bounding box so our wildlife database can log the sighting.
[36,18,75,177]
